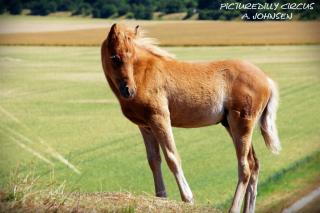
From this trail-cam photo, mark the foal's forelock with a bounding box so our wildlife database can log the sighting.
[107,31,133,56]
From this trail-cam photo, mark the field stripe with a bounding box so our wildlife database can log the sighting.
[3,125,34,144]
[0,105,21,124]
[38,137,81,175]
[7,135,54,166]
[280,81,318,98]
[0,105,81,175]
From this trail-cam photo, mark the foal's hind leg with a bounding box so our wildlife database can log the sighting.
[243,146,260,213]
[139,127,167,197]
[227,110,255,213]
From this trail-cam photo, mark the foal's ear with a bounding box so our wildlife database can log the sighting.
[110,23,118,34]
[134,25,139,36]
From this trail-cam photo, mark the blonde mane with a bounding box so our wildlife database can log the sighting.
[133,32,175,59]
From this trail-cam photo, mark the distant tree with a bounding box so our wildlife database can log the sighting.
[92,8,100,18]
[48,1,57,12]
[0,0,5,14]
[132,3,152,19]
[8,0,23,15]
[72,2,92,16]
[224,10,240,20]
[198,0,220,10]
[118,3,130,16]
[128,0,152,6]
[198,9,221,20]
[144,3,153,19]
[100,4,117,18]
[299,0,320,20]
[29,0,57,16]
[83,0,96,5]
[132,4,145,19]
[56,0,75,11]
[164,0,184,14]
[300,10,319,20]
[184,8,194,19]
[184,0,197,9]
[91,0,120,18]
[126,11,134,19]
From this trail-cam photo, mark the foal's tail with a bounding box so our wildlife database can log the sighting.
[259,78,281,154]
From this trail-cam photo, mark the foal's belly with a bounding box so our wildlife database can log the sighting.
[169,103,224,128]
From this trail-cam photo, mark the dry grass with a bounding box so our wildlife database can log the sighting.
[0,21,319,46]
[0,170,218,213]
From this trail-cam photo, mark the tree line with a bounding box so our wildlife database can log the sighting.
[0,0,319,20]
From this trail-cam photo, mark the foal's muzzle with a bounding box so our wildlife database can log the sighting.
[119,81,135,99]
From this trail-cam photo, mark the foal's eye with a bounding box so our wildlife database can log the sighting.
[110,55,122,66]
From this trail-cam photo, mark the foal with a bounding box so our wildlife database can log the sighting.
[101,24,281,213]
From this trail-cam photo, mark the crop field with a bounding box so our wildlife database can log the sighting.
[0,44,319,211]
[0,15,320,46]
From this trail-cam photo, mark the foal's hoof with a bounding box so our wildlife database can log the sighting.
[156,191,167,198]
[228,207,240,213]
[183,197,194,205]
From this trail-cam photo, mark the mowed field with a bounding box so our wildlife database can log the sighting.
[0,15,320,46]
[0,44,319,211]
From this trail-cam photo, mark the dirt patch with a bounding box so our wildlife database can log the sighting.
[297,194,320,213]
[283,187,320,213]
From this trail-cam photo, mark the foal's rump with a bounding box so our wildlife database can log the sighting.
[221,60,281,154]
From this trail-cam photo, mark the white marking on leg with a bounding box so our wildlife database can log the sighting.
[175,168,193,202]
[230,159,251,213]
[249,175,258,213]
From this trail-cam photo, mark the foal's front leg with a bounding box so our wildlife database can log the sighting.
[149,114,193,203]
[139,126,167,197]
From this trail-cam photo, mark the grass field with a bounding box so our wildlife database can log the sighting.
[0,45,319,211]
[0,15,319,46]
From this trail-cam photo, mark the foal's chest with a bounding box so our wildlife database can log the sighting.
[120,102,151,126]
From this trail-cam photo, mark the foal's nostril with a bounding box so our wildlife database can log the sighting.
[119,82,132,99]
[124,86,130,96]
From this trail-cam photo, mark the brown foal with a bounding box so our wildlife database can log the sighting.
[101,24,281,213]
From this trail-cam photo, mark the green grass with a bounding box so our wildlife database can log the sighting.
[0,45,319,210]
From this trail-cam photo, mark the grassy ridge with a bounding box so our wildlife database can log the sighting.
[1,148,319,212]
[1,169,218,213]
[257,151,320,212]
[0,45,319,211]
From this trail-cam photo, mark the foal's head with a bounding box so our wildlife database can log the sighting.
[103,23,138,100]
